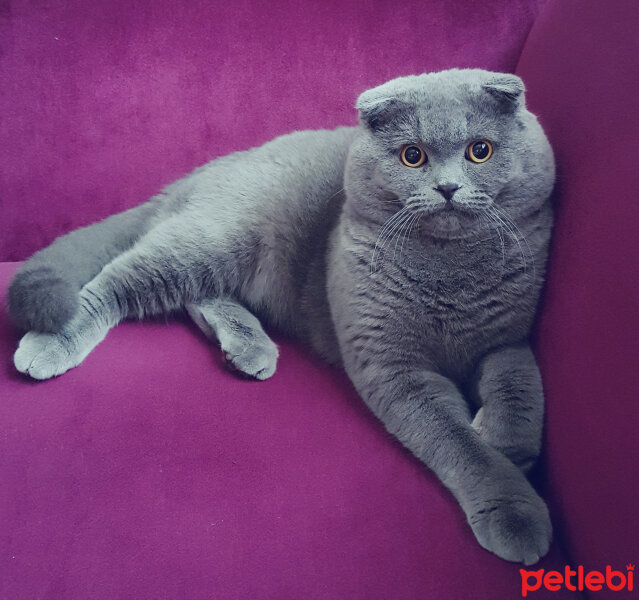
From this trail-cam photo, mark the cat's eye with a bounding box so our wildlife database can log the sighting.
[466,140,493,163]
[400,145,427,168]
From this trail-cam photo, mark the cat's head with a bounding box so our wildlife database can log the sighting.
[345,69,555,240]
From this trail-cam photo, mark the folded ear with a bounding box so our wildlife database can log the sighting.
[482,74,525,110]
[355,86,408,131]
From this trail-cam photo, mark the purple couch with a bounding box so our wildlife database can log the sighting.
[1,1,637,598]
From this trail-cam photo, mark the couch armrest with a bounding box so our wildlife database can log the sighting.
[517,0,639,571]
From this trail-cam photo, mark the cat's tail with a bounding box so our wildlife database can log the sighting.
[8,201,159,333]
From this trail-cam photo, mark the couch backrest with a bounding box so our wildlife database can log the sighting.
[0,0,541,261]
[517,0,639,572]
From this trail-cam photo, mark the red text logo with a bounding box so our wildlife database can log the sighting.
[520,564,634,596]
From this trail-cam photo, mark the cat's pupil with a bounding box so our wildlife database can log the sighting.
[405,146,422,164]
[472,142,489,159]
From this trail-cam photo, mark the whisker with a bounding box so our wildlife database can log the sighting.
[493,205,535,265]
[488,205,535,279]
[323,187,344,203]
[400,212,420,258]
[490,212,506,265]
[392,214,412,260]
[480,211,506,267]
[370,208,414,272]
[376,211,413,270]
[395,211,420,261]
[488,207,522,269]
[384,210,414,257]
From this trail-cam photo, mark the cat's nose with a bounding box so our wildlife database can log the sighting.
[434,183,460,201]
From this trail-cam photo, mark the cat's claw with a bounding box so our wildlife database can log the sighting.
[468,494,552,565]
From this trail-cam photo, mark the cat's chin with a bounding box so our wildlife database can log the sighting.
[421,211,482,241]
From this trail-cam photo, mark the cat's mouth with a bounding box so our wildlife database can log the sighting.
[437,208,460,220]
[398,194,492,239]
[434,210,464,232]
[422,204,483,239]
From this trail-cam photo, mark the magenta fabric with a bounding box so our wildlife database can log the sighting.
[8,0,627,597]
[0,0,542,261]
[517,0,639,576]
[0,262,574,599]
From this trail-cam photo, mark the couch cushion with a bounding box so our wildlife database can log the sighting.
[0,0,543,261]
[517,0,639,572]
[0,261,575,599]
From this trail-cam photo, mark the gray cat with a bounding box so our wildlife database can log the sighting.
[9,69,555,565]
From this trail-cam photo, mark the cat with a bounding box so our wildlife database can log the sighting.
[8,68,555,565]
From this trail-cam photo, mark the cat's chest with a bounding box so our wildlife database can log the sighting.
[378,249,536,356]
[396,242,507,310]
[400,263,506,325]
[332,224,542,373]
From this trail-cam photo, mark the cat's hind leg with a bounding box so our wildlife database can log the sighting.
[187,298,278,380]
[9,200,159,333]
[471,344,544,473]
[14,217,205,380]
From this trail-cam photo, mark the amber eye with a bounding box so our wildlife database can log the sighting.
[400,145,427,168]
[466,140,493,163]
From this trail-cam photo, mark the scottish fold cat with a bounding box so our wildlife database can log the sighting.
[9,69,555,564]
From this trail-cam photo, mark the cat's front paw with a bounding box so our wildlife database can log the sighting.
[468,493,552,565]
[222,335,278,381]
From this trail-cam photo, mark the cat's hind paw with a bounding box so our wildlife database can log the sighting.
[14,331,82,380]
[14,320,106,380]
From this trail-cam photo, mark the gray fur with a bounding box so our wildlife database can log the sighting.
[186,298,278,380]
[8,201,159,332]
[10,69,555,564]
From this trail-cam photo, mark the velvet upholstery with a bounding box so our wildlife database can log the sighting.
[516,0,639,576]
[2,0,636,598]
[0,257,573,599]
[0,0,540,261]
